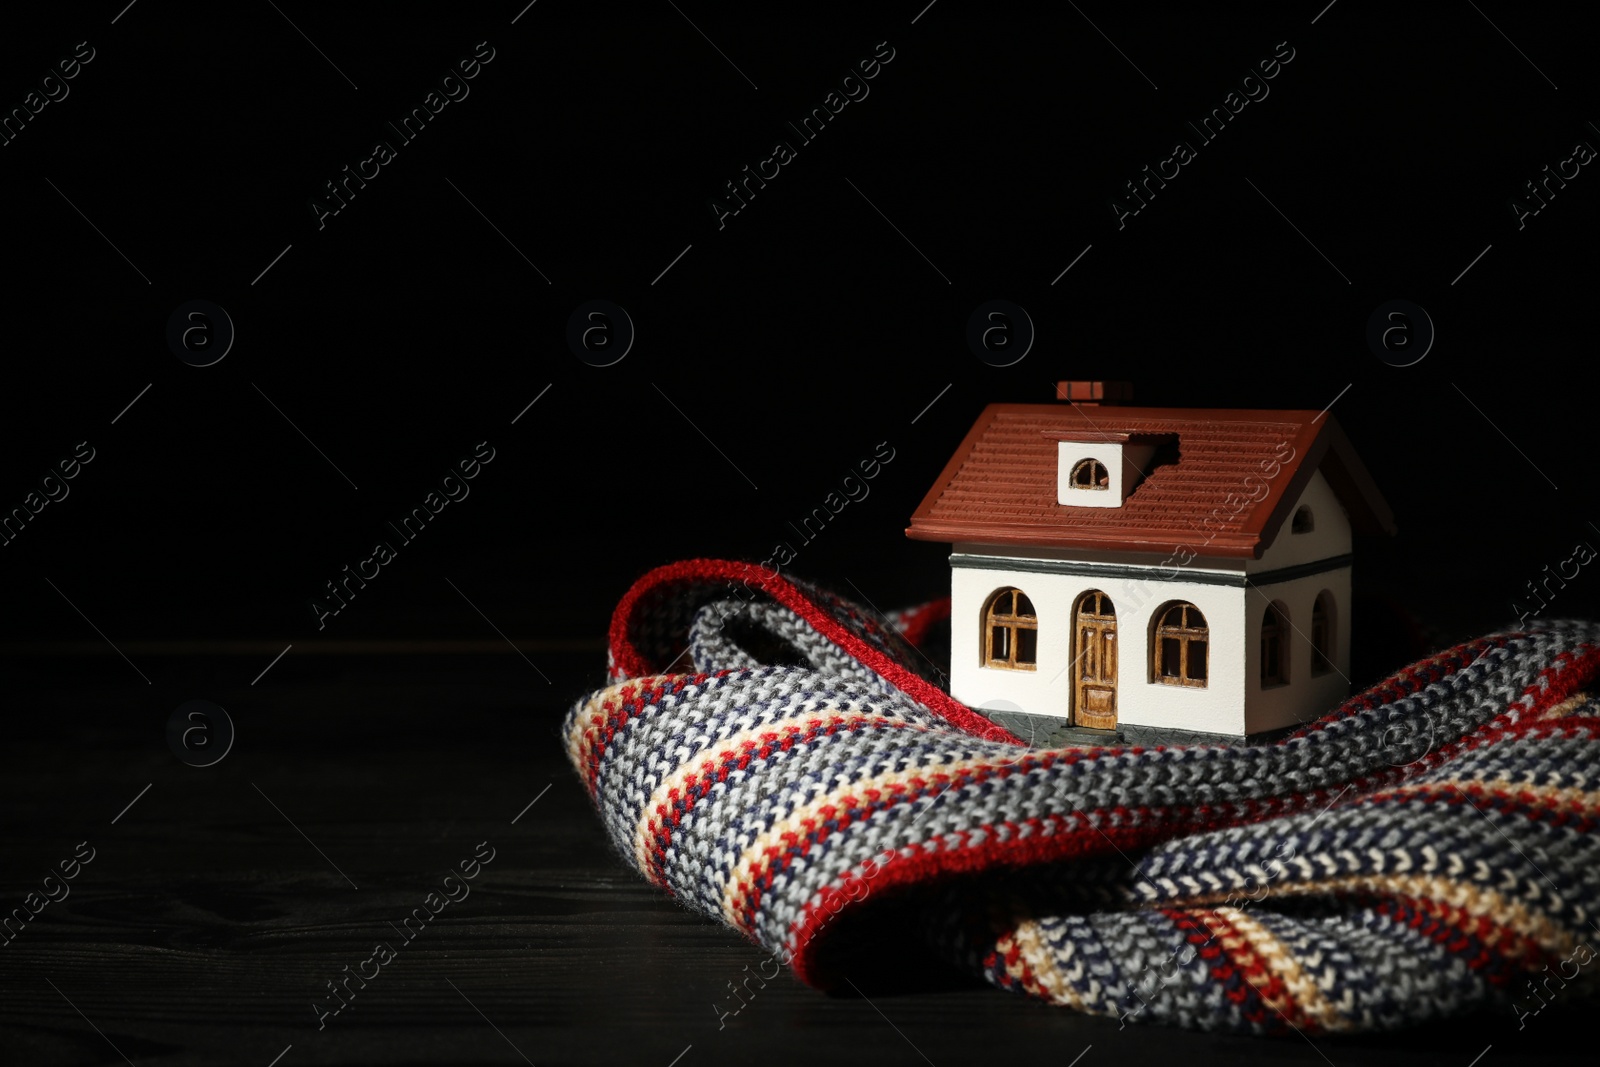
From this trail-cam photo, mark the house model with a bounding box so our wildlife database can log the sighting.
[906,382,1395,744]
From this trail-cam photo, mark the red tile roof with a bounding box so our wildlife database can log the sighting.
[906,404,1395,559]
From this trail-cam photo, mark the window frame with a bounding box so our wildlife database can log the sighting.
[1069,458,1110,491]
[1151,601,1208,688]
[1260,601,1290,687]
[1310,591,1334,676]
[983,587,1039,671]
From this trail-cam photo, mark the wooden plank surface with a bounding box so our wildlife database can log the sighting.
[0,654,1586,1065]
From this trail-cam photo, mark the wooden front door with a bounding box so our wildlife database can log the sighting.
[1073,590,1117,730]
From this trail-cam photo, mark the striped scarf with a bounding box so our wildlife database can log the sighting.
[564,559,1600,1033]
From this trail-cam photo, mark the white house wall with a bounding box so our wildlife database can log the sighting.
[1243,566,1352,734]
[949,548,1249,737]
[1244,468,1354,733]
[949,465,1358,739]
[1250,469,1351,572]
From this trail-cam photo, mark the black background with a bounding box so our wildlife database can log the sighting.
[2,2,1597,1064]
[2,0,1598,650]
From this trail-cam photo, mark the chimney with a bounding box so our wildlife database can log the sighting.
[1056,381,1132,405]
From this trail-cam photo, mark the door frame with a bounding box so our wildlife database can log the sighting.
[1071,589,1118,729]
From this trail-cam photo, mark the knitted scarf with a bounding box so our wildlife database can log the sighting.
[564,559,1600,1034]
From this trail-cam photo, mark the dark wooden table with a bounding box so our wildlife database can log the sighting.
[1,649,1588,1066]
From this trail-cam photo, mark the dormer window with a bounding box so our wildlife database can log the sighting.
[1292,506,1314,533]
[1051,431,1175,509]
[1070,458,1109,490]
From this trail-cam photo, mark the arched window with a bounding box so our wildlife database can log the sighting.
[984,588,1037,670]
[1152,602,1207,687]
[1292,506,1314,534]
[1311,591,1334,676]
[1261,602,1290,686]
[1069,458,1109,490]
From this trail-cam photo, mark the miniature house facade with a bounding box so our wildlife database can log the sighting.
[906,382,1394,742]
